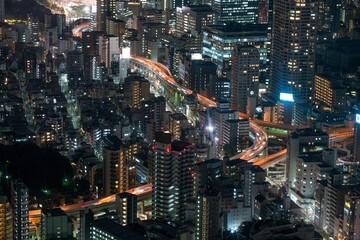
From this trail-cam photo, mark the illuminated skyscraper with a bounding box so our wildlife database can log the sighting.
[230,45,260,114]
[270,0,316,103]
[103,135,139,196]
[0,196,12,239]
[212,0,259,23]
[152,132,195,222]
[11,179,29,240]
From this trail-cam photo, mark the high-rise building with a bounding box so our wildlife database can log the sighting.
[79,209,94,240]
[11,179,29,240]
[44,14,66,35]
[258,0,269,24]
[141,96,166,142]
[40,208,74,239]
[124,75,150,109]
[67,50,84,87]
[0,0,4,23]
[116,192,137,226]
[152,132,195,222]
[98,35,120,69]
[341,190,360,240]
[270,0,316,103]
[176,5,214,35]
[354,113,360,162]
[96,0,115,31]
[193,159,223,197]
[223,119,250,153]
[286,129,329,189]
[91,218,147,240]
[0,196,13,239]
[230,45,260,113]
[188,60,217,97]
[323,170,350,237]
[202,23,270,75]
[103,135,139,196]
[212,0,259,23]
[313,74,346,112]
[195,188,223,240]
[168,113,188,140]
[315,0,341,40]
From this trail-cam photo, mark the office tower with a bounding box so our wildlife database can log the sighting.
[287,129,329,189]
[44,28,58,51]
[315,0,341,40]
[270,0,316,103]
[323,170,350,237]
[152,132,195,222]
[193,159,223,197]
[103,135,139,196]
[175,5,214,52]
[106,18,126,38]
[355,113,360,162]
[141,96,166,142]
[82,31,103,81]
[195,188,223,240]
[176,5,214,35]
[67,50,84,87]
[168,113,188,140]
[212,0,259,23]
[124,75,150,109]
[116,192,137,226]
[79,209,94,240]
[96,0,108,31]
[188,60,217,97]
[98,35,120,68]
[45,14,66,35]
[40,208,74,239]
[202,23,269,75]
[212,100,238,149]
[0,196,13,239]
[209,77,230,101]
[258,0,269,24]
[0,0,3,23]
[230,45,260,113]
[313,74,346,112]
[294,154,323,199]
[91,218,147,240]
[24,50,37,80]
[223,119,250,153]
[341,190,360,240]
[11,179,29,240]
[243,165,267,218]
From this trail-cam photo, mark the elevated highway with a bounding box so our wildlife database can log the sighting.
[130,56,268,161]
[29,183,152,220]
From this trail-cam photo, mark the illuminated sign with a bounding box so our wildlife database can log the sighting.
[356,114,360,124]
[280,93,294,102]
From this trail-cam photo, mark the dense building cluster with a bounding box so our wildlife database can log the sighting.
[0,0,359,239]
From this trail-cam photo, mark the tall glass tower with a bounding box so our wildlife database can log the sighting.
[270,0,316,103]
[212,0,259,23]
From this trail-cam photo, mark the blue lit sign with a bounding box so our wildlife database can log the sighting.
[356,114,360,124]
[279,93,294,102]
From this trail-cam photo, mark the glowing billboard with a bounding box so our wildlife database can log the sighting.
[356,114,360,124]
[280,93,294,102]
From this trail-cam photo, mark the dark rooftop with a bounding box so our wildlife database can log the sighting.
[94,218,147,240]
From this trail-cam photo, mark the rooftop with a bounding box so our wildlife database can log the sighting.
[94,218,147,240]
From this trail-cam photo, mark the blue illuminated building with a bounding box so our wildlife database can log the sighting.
[212,0,259,24]
[202,23,270,76]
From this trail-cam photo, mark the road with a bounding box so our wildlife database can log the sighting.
[131,56,268,161]
[72,22,90,38]
[29,183,152,218]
